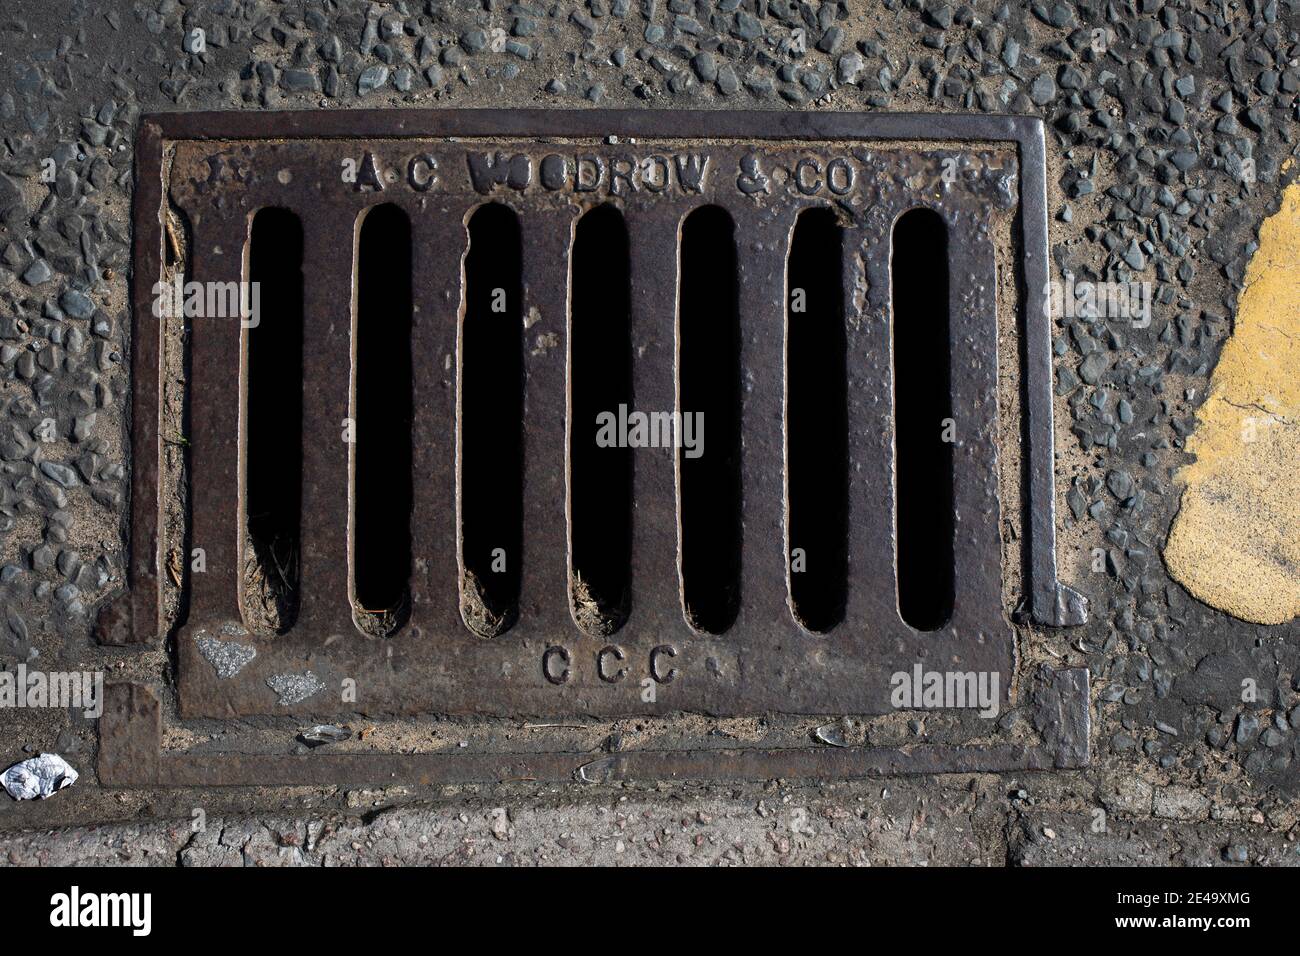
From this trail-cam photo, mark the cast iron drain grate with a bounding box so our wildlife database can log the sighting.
[98,110,1089,788]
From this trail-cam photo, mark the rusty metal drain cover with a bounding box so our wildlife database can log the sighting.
[99,110,1088,788]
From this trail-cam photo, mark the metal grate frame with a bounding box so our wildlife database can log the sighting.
[97,110,1089,788]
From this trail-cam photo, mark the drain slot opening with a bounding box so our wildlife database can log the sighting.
[353,204,413,630]
[569,204,633,636]
[786,207,848,633]
[678,205,741,635]
[243,207,304,633]
[891,207,955,632]
[459,203,524,636]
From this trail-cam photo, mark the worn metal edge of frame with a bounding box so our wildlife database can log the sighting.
[99,666,1090,788]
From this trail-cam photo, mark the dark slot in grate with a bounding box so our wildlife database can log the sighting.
[569,204,633,636]
[785,207,849,633]
[243,208,304,633]
[459,203,524,637]
[891,207,955,632]
[353,204,414,630]
[678,205,742,635]
[99,110,1091,789]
